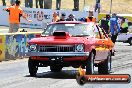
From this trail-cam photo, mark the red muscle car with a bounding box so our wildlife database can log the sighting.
[27,21,114,76]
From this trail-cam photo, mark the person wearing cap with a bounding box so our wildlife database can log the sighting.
[59,13,66,21]
[4,0,32,33]
[109,13,120,43]
[66,14,77,21]
[52,12,60,22]
[85,10,96,22]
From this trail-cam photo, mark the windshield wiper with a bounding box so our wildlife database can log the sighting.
[72,35,90,37]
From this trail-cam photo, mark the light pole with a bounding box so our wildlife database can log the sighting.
[110,0,112,14]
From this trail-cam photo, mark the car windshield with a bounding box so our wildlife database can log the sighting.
[42,23,95,36]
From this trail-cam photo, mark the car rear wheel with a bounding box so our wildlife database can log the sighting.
[98,52,112,74]
[86,52,95,75]
[128,38,132,45]
[28,58,38,77]
[50,66,62,72]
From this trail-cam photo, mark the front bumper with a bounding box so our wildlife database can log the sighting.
[27,52,90,57]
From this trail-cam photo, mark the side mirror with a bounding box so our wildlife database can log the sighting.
[44,28,47,31]
[42,22,49,30]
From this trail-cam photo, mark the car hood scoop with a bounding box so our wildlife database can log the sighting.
[53,31,70,39]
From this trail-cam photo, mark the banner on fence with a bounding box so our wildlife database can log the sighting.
[0,6,98,29]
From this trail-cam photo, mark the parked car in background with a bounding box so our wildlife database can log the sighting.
[117,20,132,45]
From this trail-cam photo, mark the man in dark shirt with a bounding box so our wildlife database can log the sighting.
[59,13,66,21]
[99,14,110,34]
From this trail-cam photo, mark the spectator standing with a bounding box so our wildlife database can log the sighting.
[66,14,76,21]
[25,0,33,8]
[59,13,66,21]
[52,12,60,22]
[95,0,100,13]
[25,0,28,7]
[56,0,61,10]
[2,0,6,6]
[44,0,52,9]
[99,14,110,34]
[73,0,79,11]
[85,10,96,22]
[4,0,32,33]
[120,18,128,33]
[36,0,38,8]
[36,0,43,8]
[109,13,120,43]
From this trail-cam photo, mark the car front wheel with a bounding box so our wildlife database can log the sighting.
[98,52,112,74]
[28,58,38,77]
[86,52,95,75]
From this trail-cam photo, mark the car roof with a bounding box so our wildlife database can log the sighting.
[49,21,92,25]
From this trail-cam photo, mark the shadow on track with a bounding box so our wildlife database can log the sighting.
[25,70,78,79]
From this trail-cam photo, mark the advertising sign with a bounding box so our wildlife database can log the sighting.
[0,6,98,29]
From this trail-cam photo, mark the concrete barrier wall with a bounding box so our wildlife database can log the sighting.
[0,35,6,61]
[0,32,41,61]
